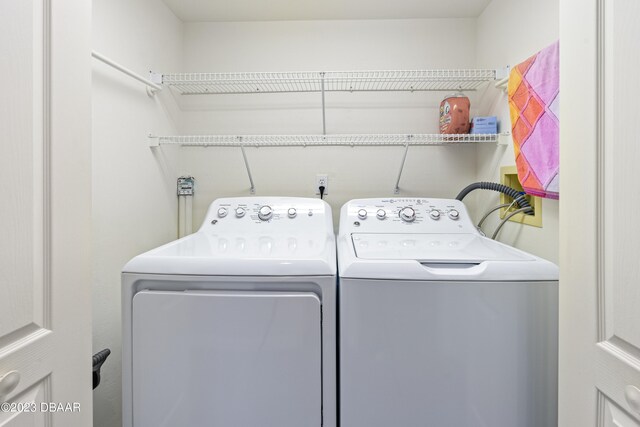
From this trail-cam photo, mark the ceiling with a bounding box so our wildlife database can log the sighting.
[162,0,492,22]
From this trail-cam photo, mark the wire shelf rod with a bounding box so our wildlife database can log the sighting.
[92,51,162,92]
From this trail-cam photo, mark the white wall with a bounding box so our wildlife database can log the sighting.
[178,19,484,228]
[91,1,183,425]
[474,0,559,263]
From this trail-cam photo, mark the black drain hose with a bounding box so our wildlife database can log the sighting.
[456,182,534,214]
[92,348,111,390]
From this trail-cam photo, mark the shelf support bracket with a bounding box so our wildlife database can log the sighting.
[394,135,412,194]
[320,72,326,135]
[494,66,510,93]
[148,133,159,148]
[239,137,256,194]
[495,66,510,81]
[497,131,512,146]
[149,71,163,86]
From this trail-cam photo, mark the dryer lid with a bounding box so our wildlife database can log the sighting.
[351,233,534,263]
[123,197,337,277]
[123,231,337,276]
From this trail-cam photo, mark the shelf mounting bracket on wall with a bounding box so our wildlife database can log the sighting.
[238,137,256,194]
[494,66,511,93]
[394,135,413,194]
[497,131,512,146]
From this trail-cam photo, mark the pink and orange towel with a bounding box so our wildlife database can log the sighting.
[508,41,560,200]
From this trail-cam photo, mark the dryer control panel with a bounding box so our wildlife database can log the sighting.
[200,197,333,233]
[339,198,478,235]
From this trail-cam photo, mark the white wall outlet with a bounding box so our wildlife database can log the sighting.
[315,174,328,195]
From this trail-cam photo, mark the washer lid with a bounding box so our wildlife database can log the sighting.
[352,233,534,263]
[340,233,557,281]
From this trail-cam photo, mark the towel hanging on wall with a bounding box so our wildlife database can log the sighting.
[508,40,559,199]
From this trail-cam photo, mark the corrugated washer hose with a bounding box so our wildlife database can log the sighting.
[455,182,534,215]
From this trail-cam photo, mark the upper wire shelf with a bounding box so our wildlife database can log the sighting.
[152,133,500,147]
[160,69,498,95]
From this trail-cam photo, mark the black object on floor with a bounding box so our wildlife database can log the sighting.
[92,348,111,390]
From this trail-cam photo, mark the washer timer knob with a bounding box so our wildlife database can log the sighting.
[235,207,246,218]
[429,210,441,220]
[376,209,387,220]
[448,209,460,220]
[357,209,368,219]
[258,205,273,221]
[288,208,297,218]
[217,207,228,218]
[399,207,416,222]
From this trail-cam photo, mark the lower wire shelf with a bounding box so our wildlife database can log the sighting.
[150,133,502,147]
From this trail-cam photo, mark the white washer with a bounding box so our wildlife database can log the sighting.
[338,198,558,427]
[122,197,336,427]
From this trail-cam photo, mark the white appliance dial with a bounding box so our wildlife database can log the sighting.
[399,207,416,222]
[288,208,297,218]
[429,210,441,220]
[258,206,273,221]
[448,209,460,220]
[357,209,368,220]
[235,207,246,218]
[376,209,387,220]
[217,207,228,218]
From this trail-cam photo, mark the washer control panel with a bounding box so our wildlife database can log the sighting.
[201,197,332,232]
[339,198,476,234]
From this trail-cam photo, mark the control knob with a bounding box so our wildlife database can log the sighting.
[399,207,416,222]
[235,207,246,218]
[448,209,460,220]
[217,207,228,218]
[357,209,368,220]
[288,208,297,218]
[376,209,387,220]
[258,205,273,221]
[429,210,441,220]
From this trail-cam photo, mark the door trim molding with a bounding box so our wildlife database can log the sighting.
[42,0,52,331]
[595,0,606,343]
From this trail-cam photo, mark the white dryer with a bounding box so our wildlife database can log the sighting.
[122,197,336,427]
[338,198,558,427]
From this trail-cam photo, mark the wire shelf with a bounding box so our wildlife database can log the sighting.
[154,133,499,147]
[162,69,497,95]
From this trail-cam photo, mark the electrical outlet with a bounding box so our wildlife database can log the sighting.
[315,174,328,195]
